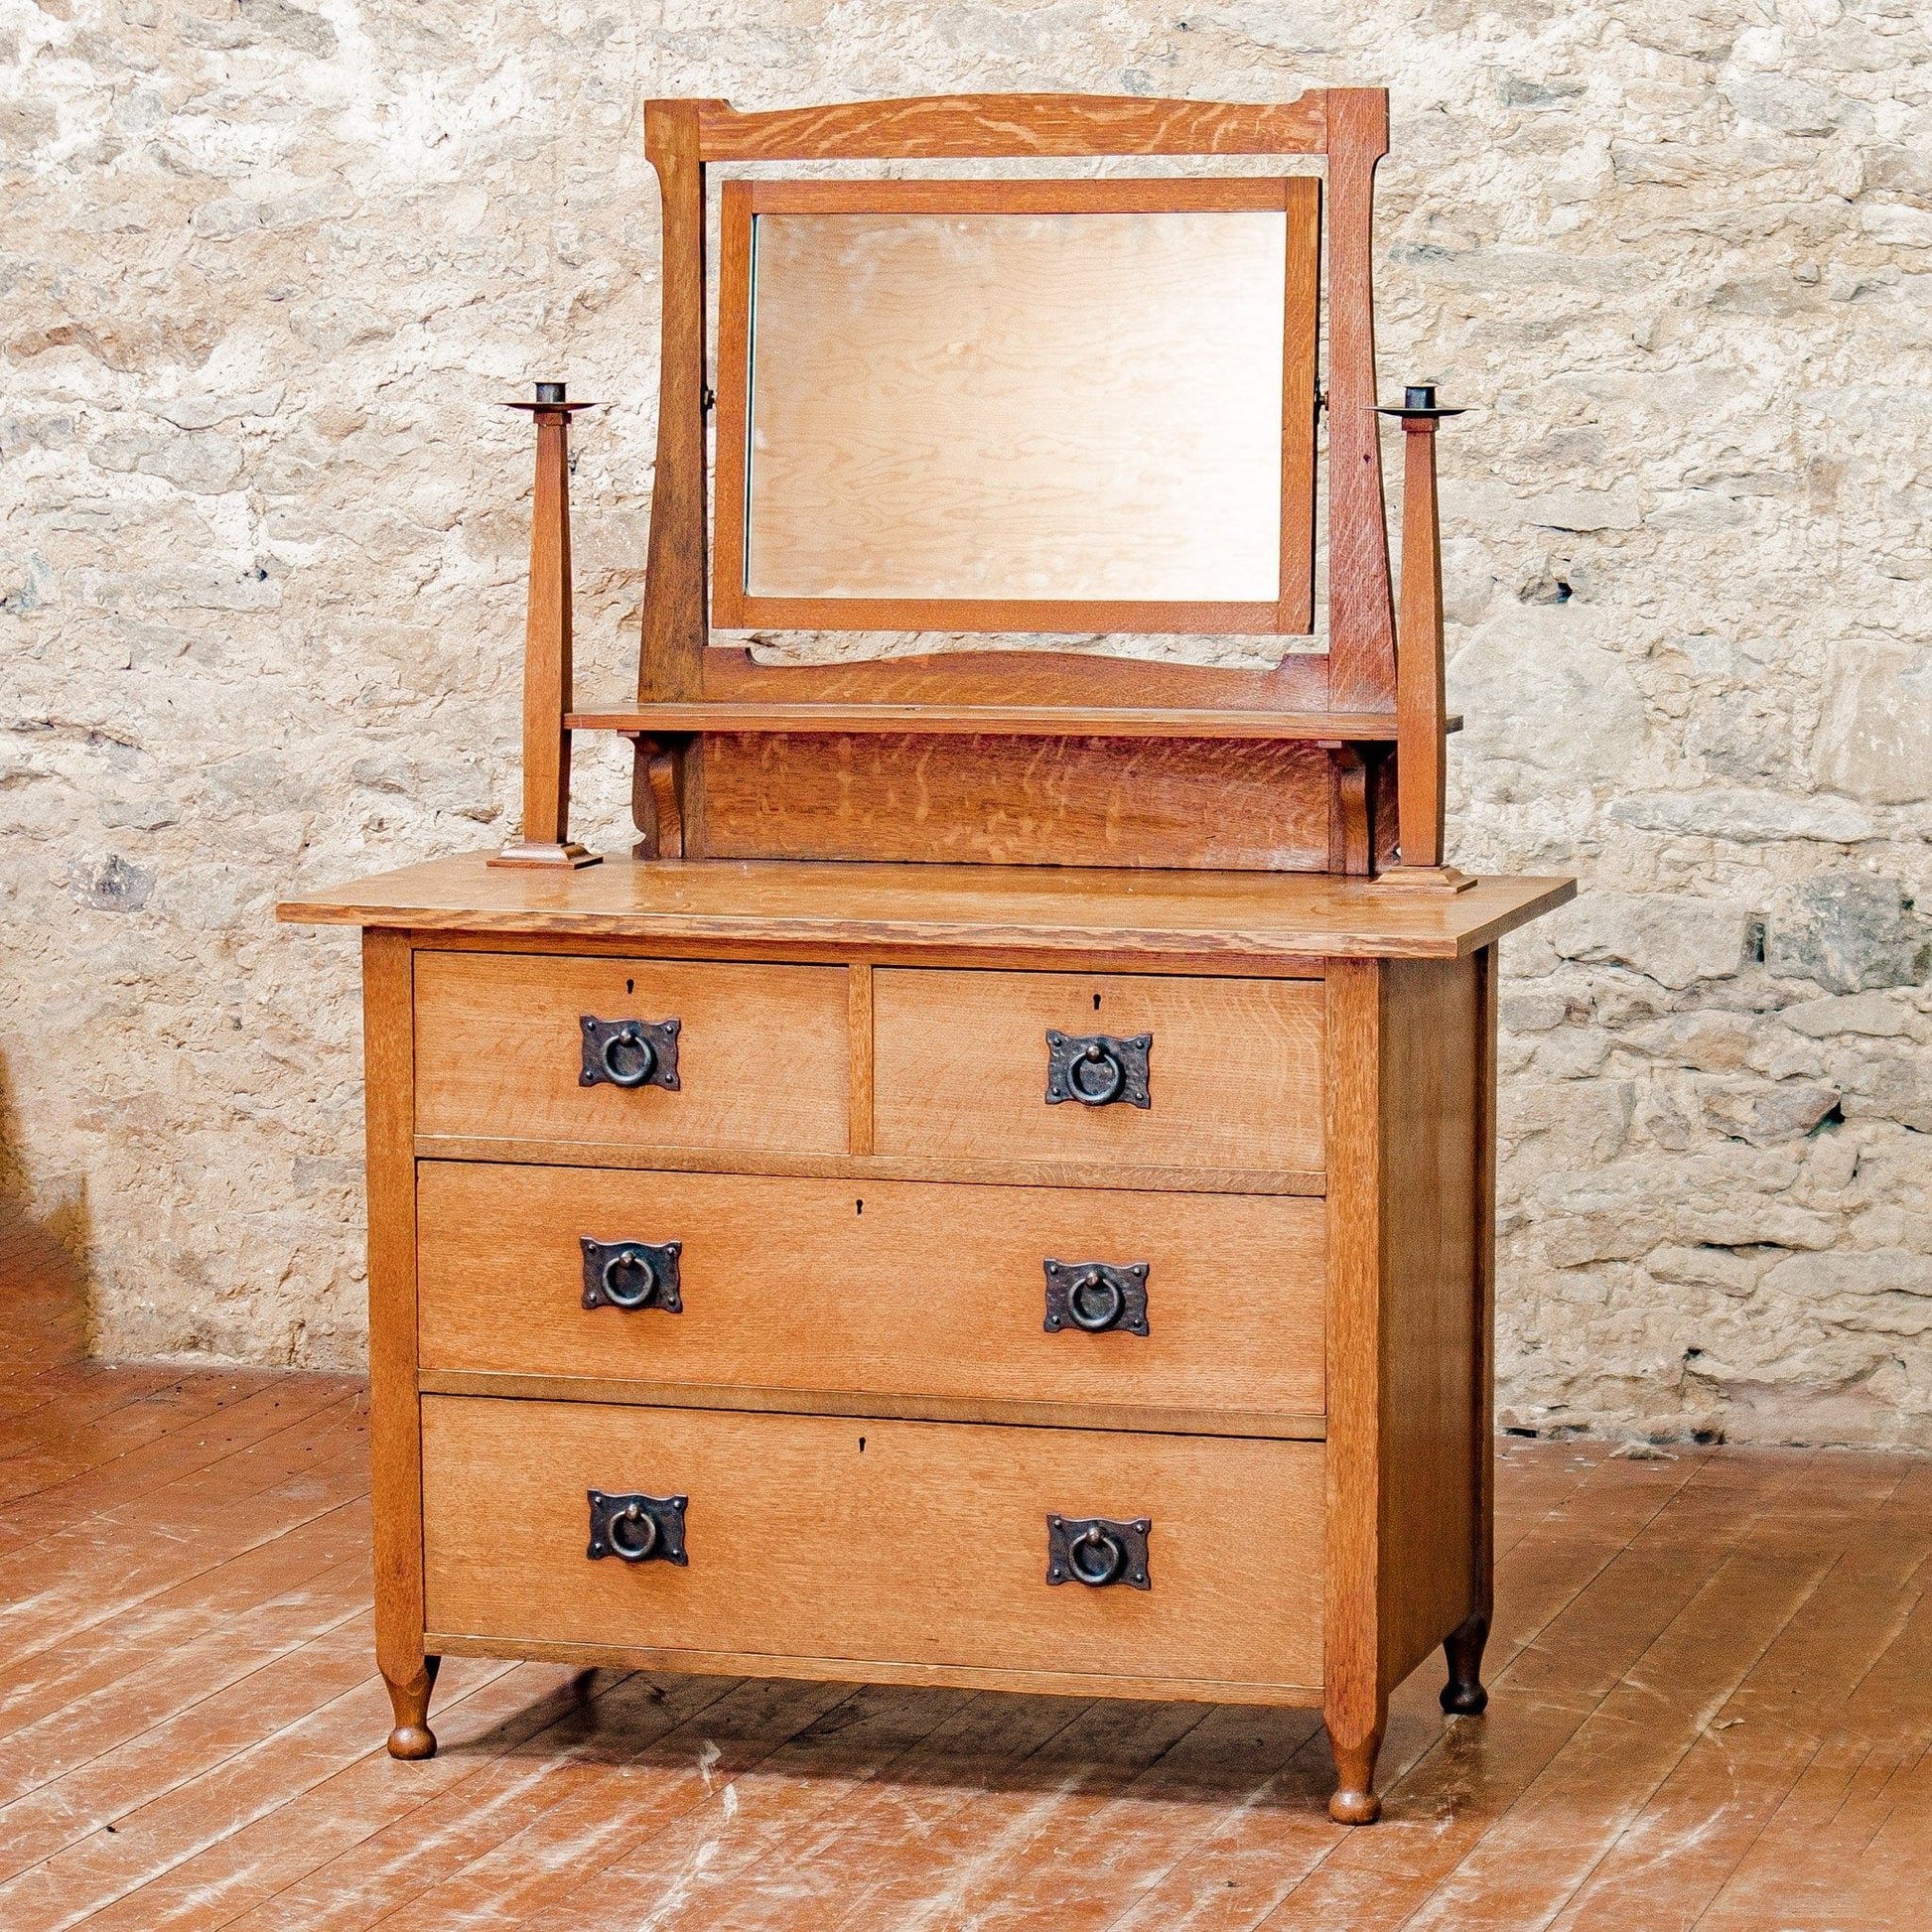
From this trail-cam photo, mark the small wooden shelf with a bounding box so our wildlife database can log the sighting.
[565,700,1462,741]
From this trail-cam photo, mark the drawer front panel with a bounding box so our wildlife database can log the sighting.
[873,969,1324,1173]
[422,1397,1323,1692]
[418,1165,1325,1417]
[414,953,849,1154]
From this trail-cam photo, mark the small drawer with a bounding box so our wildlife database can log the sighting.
[421,1397,1324,1695]
[417,1165,1325,1419]
[873,968,1324,1174]
[413,952,849,1155]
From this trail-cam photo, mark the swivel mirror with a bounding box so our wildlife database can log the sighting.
[714,180,1320,633]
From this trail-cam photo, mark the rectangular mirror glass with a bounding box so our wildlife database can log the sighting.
[713,181,1318,633]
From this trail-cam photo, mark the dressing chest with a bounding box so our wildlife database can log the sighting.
[282,86,1573,1824]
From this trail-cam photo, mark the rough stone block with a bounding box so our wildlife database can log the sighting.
[1761,1250,1932,1337]
[1811,638,1932,805]
[1548,893,1751,990]
[1697,1077,1843,1146]
[1765,876,1932,995]
[1780,991,1913,1038]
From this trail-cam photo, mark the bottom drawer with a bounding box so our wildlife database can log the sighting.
[421,1396,1323,1697]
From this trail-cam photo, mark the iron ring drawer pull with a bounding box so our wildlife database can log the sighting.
[580,1238,683,1312]
[602,1026,654,1087]
[587,1489,688,1564]
[575,1236,683,1313]
[1067,1270,1122,1331]
[580,1015,681,1090]
[610,1502,657,1560]
[1046,1513,1151,1589]
[1070,1042,1123,1105]
[1069,1524,1123,1585]
[1044,1031,1151,1109]
[1042,1259,1150,1336]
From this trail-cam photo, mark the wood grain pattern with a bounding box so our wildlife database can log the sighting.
[279,852,1578,961]
[571,701,1425,741]
[639,100,707,703]
[420,1397,1325,1692]
[1377,956,1480,1691]
[489,406,588,863]
[359,930,435,1758]
[415,1371,1325,1442]
[381,923,1328,975]
[698,734,1332,872]
[847,961,875,1153]
[415,1164,1327,1415]
[1375,741,1402,874]
[423,1633,1325,1709]
[1323,87,1397,714]
[700,643,1335,712]
[744,177,1305,213]
[1321,957,1386,1821]
[709,179,756,633]
[1395,417,1449,870]
[1445,939,1501,1713]
[695,91,1329,162]
[873,967,1324,1172]
[1281,176,1321,634]
[627,734,688,860]
[411,951,849,1153]
[412,1137,1324,1197]
[1327,744,1377,877]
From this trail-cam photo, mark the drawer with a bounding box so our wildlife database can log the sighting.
[417,1165,1324,1419]
[413,952,849,1154]
[873,969,1324,1173]
[421,1397,1324,1694]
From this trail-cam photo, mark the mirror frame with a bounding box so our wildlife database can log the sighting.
[711,176,1321,637]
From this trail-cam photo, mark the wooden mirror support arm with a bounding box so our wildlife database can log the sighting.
[489,385,603,871]
[1377,387,1474,894]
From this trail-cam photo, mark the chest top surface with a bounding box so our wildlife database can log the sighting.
[278,853,1573,961]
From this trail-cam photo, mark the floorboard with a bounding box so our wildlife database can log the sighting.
[0,1210,1922,1927]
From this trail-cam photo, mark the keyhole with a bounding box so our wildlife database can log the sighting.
[1093,993,1102,1010]
[855,1199,863,1215]
[858,1437,866,1452]
[625,978,634,994]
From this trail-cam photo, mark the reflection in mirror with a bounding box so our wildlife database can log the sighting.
[742,210,1288,605]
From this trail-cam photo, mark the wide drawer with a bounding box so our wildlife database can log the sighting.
[421,1397,1323,1694]
[872,969,1324,1173]
[417,1165,1325,1420]
[413,952,849,1154]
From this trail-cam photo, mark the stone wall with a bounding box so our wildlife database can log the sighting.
[3,0,1927,1445]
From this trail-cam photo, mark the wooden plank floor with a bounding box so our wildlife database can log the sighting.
[1,1207,1925,1928]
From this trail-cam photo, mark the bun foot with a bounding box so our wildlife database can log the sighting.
[1324,1720,1384,1826]
[1328,1783,1382,1826]
[382,1655,441,1760]
[387,1721,437,1761]
[1442,1613,1490,1716]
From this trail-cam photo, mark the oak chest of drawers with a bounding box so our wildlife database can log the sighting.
[282,81,1578,1822]
[282,858,1572,1821]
